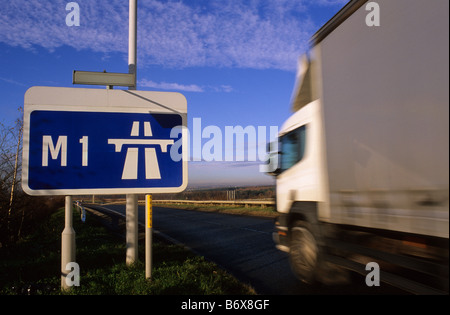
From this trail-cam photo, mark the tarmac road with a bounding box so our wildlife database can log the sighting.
[96,204,405,295]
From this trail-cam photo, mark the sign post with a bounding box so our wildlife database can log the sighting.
[126,0,139,266]
[61,196,75,290]
[145,194,153,279]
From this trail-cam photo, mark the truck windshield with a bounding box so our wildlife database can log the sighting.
[280,125,307,172]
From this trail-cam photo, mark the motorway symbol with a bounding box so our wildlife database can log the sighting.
[22,87,188,195]
[108,121,175,180]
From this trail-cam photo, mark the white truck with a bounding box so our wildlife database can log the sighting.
[270,0,448,294]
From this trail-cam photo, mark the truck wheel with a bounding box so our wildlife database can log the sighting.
[289,221,321,284]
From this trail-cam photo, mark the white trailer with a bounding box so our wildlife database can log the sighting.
[271,0,449,294]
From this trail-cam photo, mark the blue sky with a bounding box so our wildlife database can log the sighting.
[0,0,348,188]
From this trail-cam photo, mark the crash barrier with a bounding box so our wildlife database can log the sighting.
[148,199,275,208]
[74,200,86,222]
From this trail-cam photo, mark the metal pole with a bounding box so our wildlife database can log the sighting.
[61,196,75,290]
[128,0,137,90]
[126,194,138,265]
[125,0,139,266]
[145,194,153,279]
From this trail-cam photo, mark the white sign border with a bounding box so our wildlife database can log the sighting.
[22,86,188,196]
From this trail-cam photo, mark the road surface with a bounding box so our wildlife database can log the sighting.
[96,204,405,294]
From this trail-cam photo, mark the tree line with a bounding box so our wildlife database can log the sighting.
[0,110,64,247]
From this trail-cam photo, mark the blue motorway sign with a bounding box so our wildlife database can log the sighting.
[22,87,188,195]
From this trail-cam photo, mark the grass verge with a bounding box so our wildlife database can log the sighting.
[0,207,255,295]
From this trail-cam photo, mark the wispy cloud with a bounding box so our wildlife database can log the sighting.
[0,76,27,87]
[138,79,233,93]
[0,0,346,71]
[139,79,204,92]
